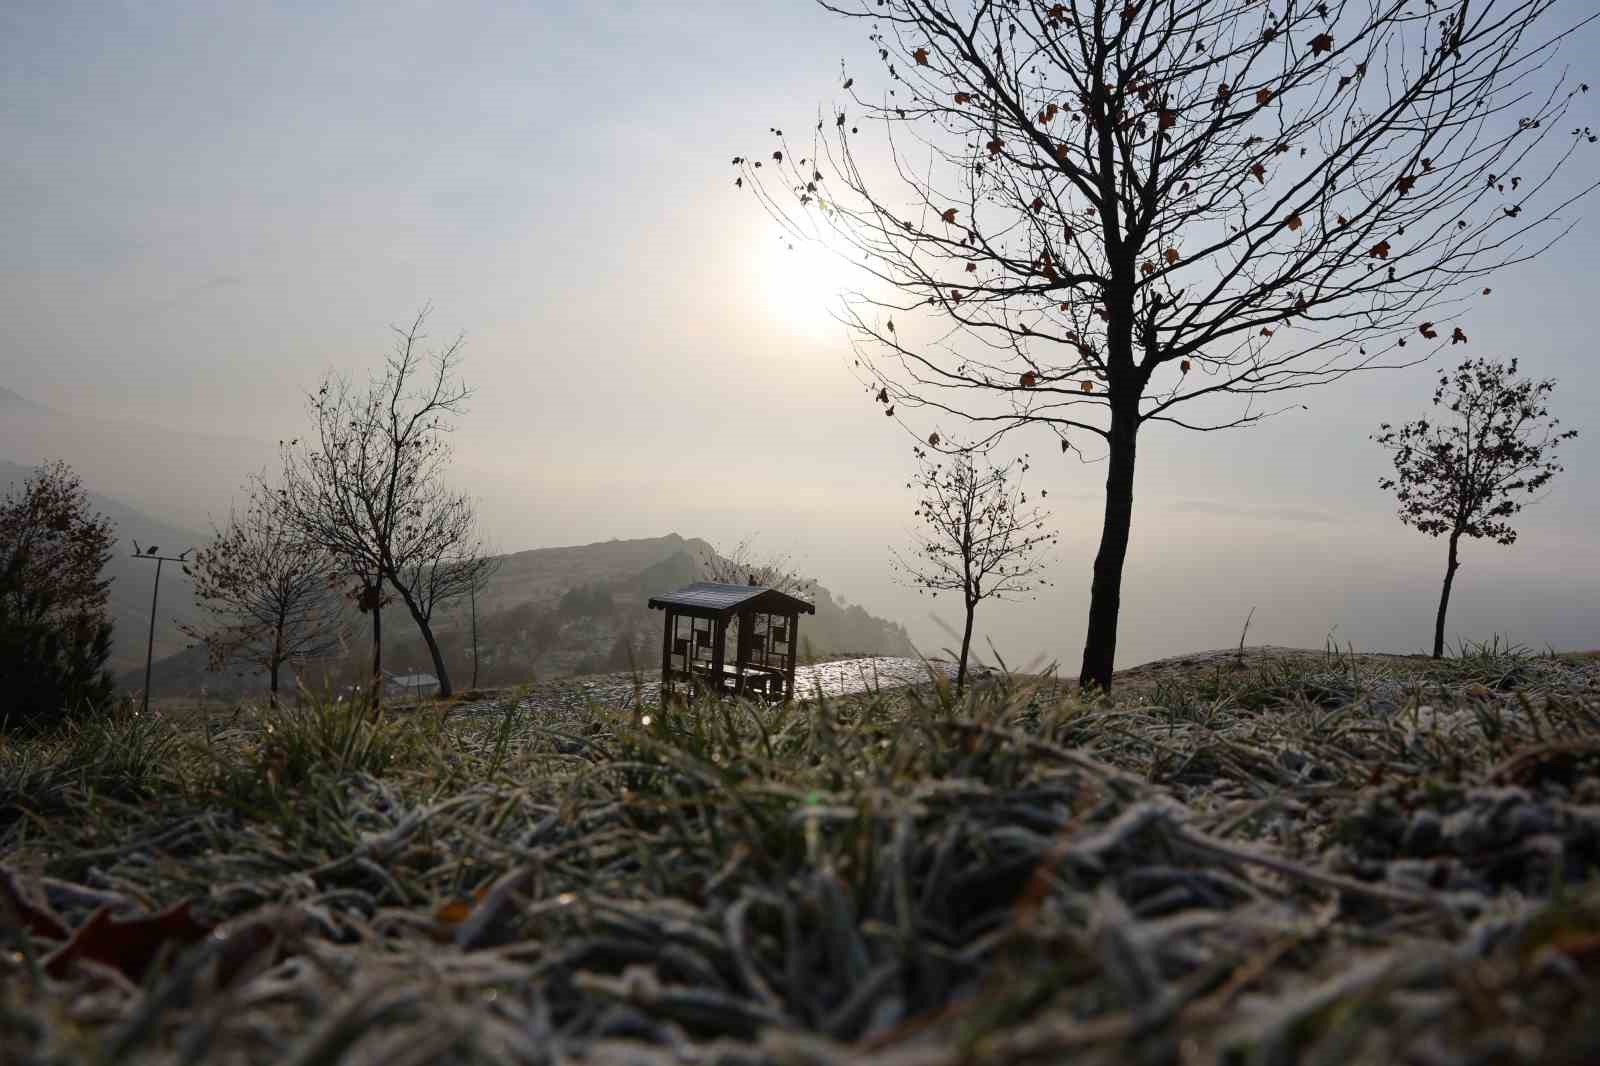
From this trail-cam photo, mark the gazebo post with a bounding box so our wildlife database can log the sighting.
[711,616,728,696]
[784,610,799,701]
[733,606,753,698]
[660,608,675,694]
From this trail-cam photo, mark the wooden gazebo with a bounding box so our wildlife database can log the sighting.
[648,582,815,701]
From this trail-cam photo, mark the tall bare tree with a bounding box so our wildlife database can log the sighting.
[1373,358,1575,658]
[739,0,1595,689]
[181,482,345,705]
[278,308,486,700]
[893,445,1055,691]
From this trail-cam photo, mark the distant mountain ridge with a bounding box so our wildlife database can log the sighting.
[0,386,58,415]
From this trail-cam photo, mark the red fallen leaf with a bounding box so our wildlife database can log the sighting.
[1419,322,1438,339]
[1285,212,1303,232]
[953,92,971,105]
[928,432,941,446]
[0,868,71,941]
[44,900,212,982]
[1370,239,1391,258]
[1451,327,1468,344]
[1020,371,1038,388]
[1310,32,1334,55]
[941,207,958,224]
[1255,87,1274,106]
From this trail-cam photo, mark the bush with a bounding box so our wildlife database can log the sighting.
[0,462,116,732]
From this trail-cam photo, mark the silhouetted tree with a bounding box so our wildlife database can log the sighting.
[0,462,115,730]
[1374,358,1575,658]
[701,536,817,600]
[893,446,1055,691]
[181,481,345,706]
[279,308,486,701]
[456,552,501,690]
[739,0,1594,690]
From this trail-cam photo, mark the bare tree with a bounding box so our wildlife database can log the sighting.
[455,552,502,690]
[701,536,817,599]
[278,308,485,700]
[393,545,499,691]
[1373,358,1575,658]
[893,445,1055,691]
[181,481,344,705]
[738,0,1595,690]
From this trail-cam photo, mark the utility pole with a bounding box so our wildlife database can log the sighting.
[130,541,191,716]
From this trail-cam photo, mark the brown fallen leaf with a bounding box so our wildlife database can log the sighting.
[44,899,212,982]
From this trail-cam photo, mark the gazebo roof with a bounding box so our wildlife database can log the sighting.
[647,581,815,618]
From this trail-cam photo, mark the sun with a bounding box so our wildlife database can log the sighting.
[759,234,859,341]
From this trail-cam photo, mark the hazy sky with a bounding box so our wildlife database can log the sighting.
[4,1,1597,668]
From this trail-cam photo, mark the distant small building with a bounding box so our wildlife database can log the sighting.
[647,582,815,701]
[384,672,440,699]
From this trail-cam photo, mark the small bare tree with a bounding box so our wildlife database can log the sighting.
[893,446,1055,691]
[455,552,502,690]
[701,536,817,599]
[1373,358,1575,658]
[182,482,344,705]
[278,308,486,700]
[739,0,1595,690]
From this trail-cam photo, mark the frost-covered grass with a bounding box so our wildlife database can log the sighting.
[3,645,1600,1065]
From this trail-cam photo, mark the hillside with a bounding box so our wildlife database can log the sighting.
[128,533,915,698]
[2,460,207,674]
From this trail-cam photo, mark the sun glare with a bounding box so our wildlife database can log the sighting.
[760,235,857,341]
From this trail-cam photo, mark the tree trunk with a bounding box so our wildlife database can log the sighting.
[1432,530,1462,659]
[393,587,453,698]
[1078,401,1141,692]
[368,592,383,714]
[418,620,452,698]
[469,583,480,690]
[269,618,284,709]
[956,600,976,695]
